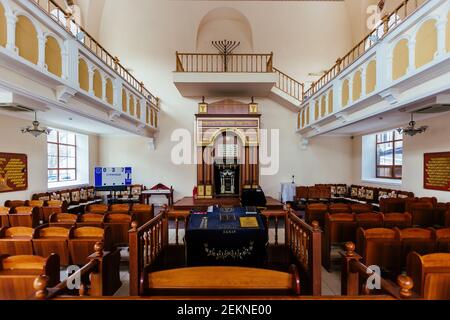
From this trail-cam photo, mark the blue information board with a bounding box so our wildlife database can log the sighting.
[94,167,132,187]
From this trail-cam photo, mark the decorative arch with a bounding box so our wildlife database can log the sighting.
[0,2,6,47]
[45,35,62,77]
[341,79,349,107]
[16,15,39,64]
[129,94,135,116]
[415,19,437,69]
[366,60,377,94]
[392,38,409,80]
[93,69,103,99]
[328,90,334,114]
[320,95,326,117]
[105,78,113,105]
[352,70,362,102]
[78,58,89,91]
[122,88,127,112]
[196,7,254,52]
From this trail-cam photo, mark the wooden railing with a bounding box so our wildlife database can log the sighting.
[31,0,159,107]
[285,207,322,296]
[261,209,286,246]
[273,68,304,101]
[340,242,418,299]
[303,0,428,100]
[176,52,273,73]
[32,242,122,299]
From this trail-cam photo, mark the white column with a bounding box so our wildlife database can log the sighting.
[333,82,341,110]
[88,67,94,95]
[408,38,416,73]
[348,77,354,105]
[113,78,123,110]
[361,67,367,98]
[101,76,107,101]
[436,19,447,58]
[324,92,329,116]
[376,43,388,88]
[65,39,79,86]
[37,34,46,68]
[140,98,146,123]
[5,13,17,52]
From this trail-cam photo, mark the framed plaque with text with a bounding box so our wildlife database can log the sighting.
[0,153,28,193]
[424,152,450,192]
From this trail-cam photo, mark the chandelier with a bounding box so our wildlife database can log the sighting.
[397,113,428,137]
[21,112,51,137]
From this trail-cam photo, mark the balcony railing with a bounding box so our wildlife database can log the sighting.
[274,67,304,101]
[175,52,273,73]
[31,0,158,107]
[303,0,428,101]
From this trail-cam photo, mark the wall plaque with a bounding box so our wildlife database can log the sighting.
[424,152,450,192]
[0,153,28,193]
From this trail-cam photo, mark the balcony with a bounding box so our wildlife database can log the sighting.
[296,0,450,140]
[0,0,160,138]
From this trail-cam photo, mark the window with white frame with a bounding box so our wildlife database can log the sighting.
[47,128,90,188]
[376,130,403,179]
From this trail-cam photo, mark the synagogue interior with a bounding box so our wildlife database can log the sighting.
[0,0,450,303]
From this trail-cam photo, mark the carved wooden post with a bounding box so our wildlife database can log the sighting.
[267,52,273,72]
[382,14,390,35]
[397,274,414,299]
[33,275,49,300]
[176,52,184,72]
[162,205,170,247]
[310,220,322,296]
[79,283,88,297]
[336,58,342,73]
[113,56,120,71]
[129,221,139,296]
[340,242,362,296]
[88,242,105,296]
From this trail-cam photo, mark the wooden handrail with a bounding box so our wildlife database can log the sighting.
[273,67,304,101]
[340,242,418,299]
[303,0,429,101]
[175,52,274,73]
[30,0,159,108]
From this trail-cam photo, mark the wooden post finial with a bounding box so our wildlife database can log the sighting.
[131,221,139,231]
[79,283,88,297]
[34,275,49,299]
[311,220,320,231]
[94,241,104,257]
[345,242,355,256]
[397,274,414,299]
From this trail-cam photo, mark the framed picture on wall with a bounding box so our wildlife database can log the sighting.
[424,152,450,192]
[0,153,28,193]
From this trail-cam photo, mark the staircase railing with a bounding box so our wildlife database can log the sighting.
[273,68,304,102]
[303,0,429,101]
[175,52,273,73]
[31,0,159,107]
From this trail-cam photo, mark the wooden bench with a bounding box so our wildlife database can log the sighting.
[0,254,60,300]
[0,207,10,228]
[105,213,134,246]
[8,207,40,228]
[141,266,300,296]
[68,226,112,265]
[32,227,71,266]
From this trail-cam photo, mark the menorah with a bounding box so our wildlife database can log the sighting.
[212,40,241,72]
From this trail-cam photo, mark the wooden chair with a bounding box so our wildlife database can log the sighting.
[356,228,401,276]
[0,227,34,256]
[380,198,407,214]
[68,226,111,265]
[130,185,143,202]
[42,206,63,223]
[305,203,328,227]
[354,213,384,230]
[49,213,78,228]
[434,202,450,227]
[396,228,436,269]
[0,207,10,228]
[105,213,133,246]
[0,254,60,300]
[351,203,373,214]
[435,228,450,253]
[109,203,131,213]
[328,203,351,214]
[86,204,109,214]
[407,202,435,227]
[140,265,300,296]
[77,213,106,227]
[32,227,71,266]
[382,212,412,229]
[407,252,450,300]
[130,204,154,226]
[8,207,40,228]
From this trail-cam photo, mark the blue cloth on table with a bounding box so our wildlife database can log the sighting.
[185,207,268,266]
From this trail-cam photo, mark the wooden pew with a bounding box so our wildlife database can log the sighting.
[109,203,131,213]
[8,207,40,228]
[104,213,134,247]
[4,200,26,210]
[305,203,328,228]
[32,227,71,266]
[130,204,154,227]
[25,200,45,222]
[68,226,111,265]
[49,213,78,228]
[86,204,109,214]
[0,227,34,256]
[328,203,351,214]
[396,228,436,268]
[140,266,300,296]
[0,206,10,228]
[382,212,412,229]
[77,213,106,227]
[42,202,64,223]
[407,252,450,299]
[0,254,60,300]
[351,204,373,214]
[436,228,450,252]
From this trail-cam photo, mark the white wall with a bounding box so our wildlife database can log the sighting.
[352,112,450,202]
[0,113,99,204]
